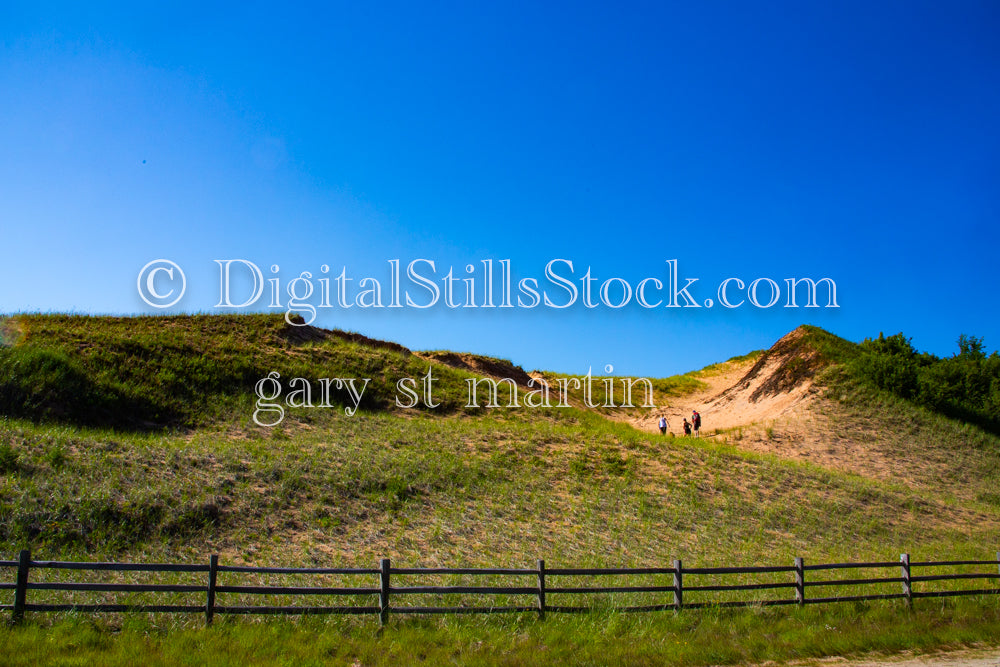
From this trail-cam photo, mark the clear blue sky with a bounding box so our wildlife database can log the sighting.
[1,1,997,377]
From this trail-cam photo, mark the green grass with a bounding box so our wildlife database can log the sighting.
[2,404,997,566]
[2,598,999,666]
[0,313,711,427]
[0,314,489,428]
[695,349,765,374]
[817,364,1000,506]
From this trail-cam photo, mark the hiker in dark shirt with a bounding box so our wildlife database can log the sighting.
[683,418,692,436]
[692,410,701,436]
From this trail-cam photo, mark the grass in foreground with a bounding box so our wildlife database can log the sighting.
[1,598,999,666]
[3,405,999,568]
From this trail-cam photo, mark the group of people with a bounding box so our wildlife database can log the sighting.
[657,410,701,437]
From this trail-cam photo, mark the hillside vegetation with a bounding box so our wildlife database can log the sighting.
[847,331,1000,434]
[4,314,1000,664]
[0,314,997,572]
[0,314,475,428]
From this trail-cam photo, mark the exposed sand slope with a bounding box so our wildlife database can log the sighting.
[624,327,997,511]
[634,326,823,436]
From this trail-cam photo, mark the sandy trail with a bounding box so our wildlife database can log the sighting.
[625,352,818,438]
[631,358,755,436]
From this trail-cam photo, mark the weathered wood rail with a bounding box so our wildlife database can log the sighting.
[3,550,998,625]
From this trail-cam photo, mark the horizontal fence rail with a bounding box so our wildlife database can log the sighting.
[3,550,999,625]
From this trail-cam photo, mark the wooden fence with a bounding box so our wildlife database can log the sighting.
[2,550,999,626]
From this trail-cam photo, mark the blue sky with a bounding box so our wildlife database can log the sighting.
[1,1,997,377]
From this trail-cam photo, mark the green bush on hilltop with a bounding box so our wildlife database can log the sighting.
[849,331,1000,434]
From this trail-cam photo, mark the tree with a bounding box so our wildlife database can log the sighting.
[957,334,986,361]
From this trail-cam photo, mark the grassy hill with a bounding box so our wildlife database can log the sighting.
[0,313,486,428]
[0,313,997,569]
[3,314,1000,664]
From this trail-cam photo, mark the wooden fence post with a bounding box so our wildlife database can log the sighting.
[379,558,391,627]
[536,559,546,621]
[206,554,219,626]
[794,557,805,606]
[12,549,30,625]
[900,553,912,608]
[673,559,683,612]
